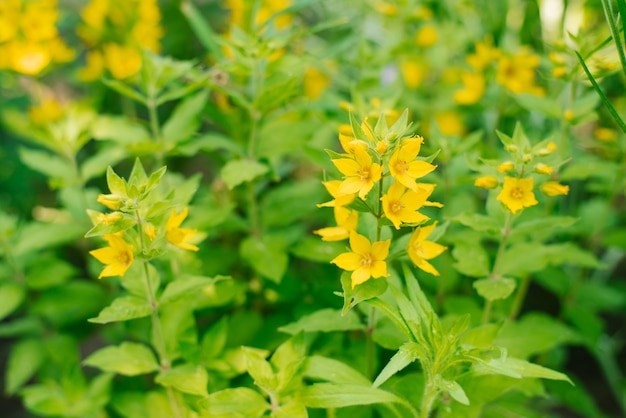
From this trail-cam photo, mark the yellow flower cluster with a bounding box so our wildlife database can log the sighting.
[474,134,569,215]
[454,39,544,105]
[77,0,163,81]
[0,0,74,75]
[317,112,446,289]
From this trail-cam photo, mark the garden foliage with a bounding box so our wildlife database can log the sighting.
[0,0,625,417]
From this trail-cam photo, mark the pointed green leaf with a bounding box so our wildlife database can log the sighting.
[373,342,422,388]
[106,166,127,196]
[162,91,208,145]
[240,236,287,283]
[221,159,269,189]
[155,364,208,396]
[197,387,269,417]
[340,271,388,314]
[303,355,370,385]
[5,338,45,395]
[0,283,25,321]
[301,383,411,409]
[84,342,159,376]
[88,295,151,324]
[278,308,364,334]
[473,278,516,301]
[159,275,225,306]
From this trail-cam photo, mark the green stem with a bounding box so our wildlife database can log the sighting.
[147,96,164,167]
[508,274,530,320]
[482,211,514,324]
[366,305,376,379]
[419,381,439,418]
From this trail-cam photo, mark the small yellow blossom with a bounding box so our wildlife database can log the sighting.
[373,1,398,16]
[381,181,438,229]
[317,180,356,208]
[400,58,426,89]
[90,234,134,278]
[496,49,544,96]
[498,161,515,173]
[435,110,464,136]
[541,181,569,197]
[97,212,124,224]
[552,67,567,78]
[594,127,617,142]
[564,109,575,121]
[454,71,485,105]
[28,98,64,125]
[415,25,438,48]
[331,232,390,288]
[389,136,436,191]
[304,67,330,100]
[97,194,123,210]
[505,144,518,153]
[145,223,156,240]
[467,38,500,71]
[332,146,383,199]
[165,208,199,251]
[407,222,446,276]
[103,43,142,80]
[474,176,498,189]
[534,163,553,175]
[537,141,557,156]
[314,206,358,242]
[497,176,538,214]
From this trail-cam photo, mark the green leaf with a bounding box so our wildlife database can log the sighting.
[254,75,299,114]
[19,148,74,185]
[437,378,469,405]
[88,295,152,324]
[452,213,500,234]
[85,217,136,238]
[197,387,269,417]
[160,275,224,306]
[162,91,208,145]
[340,271,388,314]
[106,166,127,196]
[510,216,578,239]
[512,94,562,118]
[180,1,224,58]
[25,256,76,290]
[278,308,364,334]
[303,356,370,385]
[92,115,151,144]
[0,282,25,321]
[5,338,45,395]
[102,79,147,104]
[473,357,572,384]
[452,242,490,277]
[291,237,344,262]
[271,400,308,418]
[301,383,410,409]
[242,347,277,393]
[240,236,288,283]
[260,179,324,228]
[21,383,69,416]
[176,133,243,156]
[473,278,516,301]
[200,317,228,360]
[155,364,208,396]
[221,159,269,189]
[84,342,159,376]
[373,342,423,388]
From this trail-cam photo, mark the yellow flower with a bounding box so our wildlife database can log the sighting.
[381,181,434,229]
[28,98,64,125]
[97,194,123,210]
[497,176,538,214]
[496,49,544,96]
[317,180,356,208]
[399,58,426,89]
[552,67,567,78]
[467,38,500,71]
[415,25,438,48]
[537,141,557,156]
[331,232,390,288]
[96,212,123,224]
[103,43,142,80]
[166,208,199,251]
[435,110,464,136]
[407,222,446,276]
[541,181,569,197]
[498,161,515,173]
[389,136,436,191]
[10,41,51,75]
[454,71,485,105]
[332,146,383,199]
[89,234,134,279]
[304,67,330,100]
[534,163,553,175]
[79,50,105,81]
[314,206,358,242]
[474,176,498,189]
[564,109,574,121]
[145,223,156,240]
[594,127,617,142]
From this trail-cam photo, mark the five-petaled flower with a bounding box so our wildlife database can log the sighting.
[407,222,447,276]
[332,145,383,199]
[166,208,199,251]
[89,234,134,279]
[331,232,390,288]
[382,181,440,229]
[497,176,538,214]
[389,136,436,191]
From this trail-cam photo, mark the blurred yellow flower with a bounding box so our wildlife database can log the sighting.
[467,38,500,71]
[166,208,200,251]
[415,25,438,48]
[381,181,434,229]
[28,98,64,125]
[541,181,569,197]
[400,58,427,89]
[90,234,134,279]
[304,67,331,100]
[534,163,553,175]
[331,232,390,288]
[435,110,464,136]
[594,127,617,142]
[407,222,446,276]
[498,161,515,173]
[497,176,538,214]
[454,71,485,105]
[103,43,142,80]
[474,176,498,189]
[496,49,545,96]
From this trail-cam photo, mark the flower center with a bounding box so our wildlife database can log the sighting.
[357,167,371,181]
[360,253,373,268]
[391,201,404,214]
[394,160,408,174]
[510,187,524,200]
[117,251,131,267]
[412,242,425,258]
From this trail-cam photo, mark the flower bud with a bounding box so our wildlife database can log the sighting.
[97,212,123,224]
[594,127,617,142]
[564,109,575,121]
[97,194,123,210]
[498,161,515,173]
[541,181,569,196]
[376,140,388,154]
[552,67,567,78]
[474,176,498,189]
[505,144,518,153]
[534,163,553,175]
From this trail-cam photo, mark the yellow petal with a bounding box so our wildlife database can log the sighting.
[331,252,362,270]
